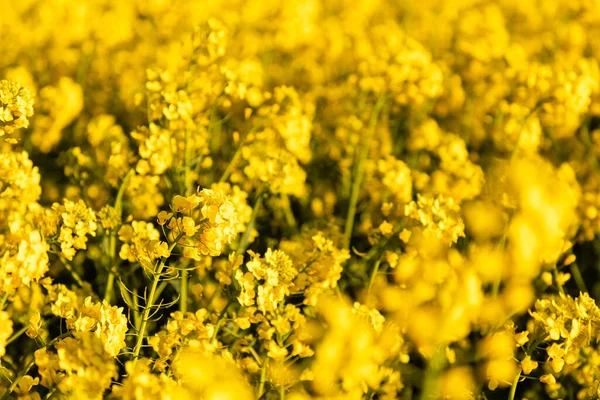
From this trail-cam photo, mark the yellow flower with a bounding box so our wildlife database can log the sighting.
[379,221,394,237]
[112,360,184,400]
[405,194,465,244]
[0,79,34,142]
[27,312,43,339]
[0,311,13,357]
[182,216,197,237]
[521,356,538,375]
[236,249,297,313]
[157,211,173,226]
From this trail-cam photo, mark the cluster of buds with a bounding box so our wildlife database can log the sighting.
[157,188,239,259]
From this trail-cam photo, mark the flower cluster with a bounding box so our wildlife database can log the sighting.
[0,79,34,142]
[158,188,239,258]
[404,194,465,244]
[236,249,298,314]
[44,284,128,357]
[35,332,117,399]
[42,199,98,260]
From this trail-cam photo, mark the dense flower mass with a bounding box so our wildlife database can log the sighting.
[3,1,600,399]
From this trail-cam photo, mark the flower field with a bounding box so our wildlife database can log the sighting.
[2,1,600,399]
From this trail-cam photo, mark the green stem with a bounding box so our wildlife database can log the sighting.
[0,293,8,309]
[117,279,136,312]
[570,263,588,293]
[508,369,521,400]
[2,361,34,398]
[131,235,183,362]
[179,122,195,314]
[1,332,70,400]
[132,289,141,331]
[60,256,85,287]
[180,270,189,313]
[219,124,261,183]
[104,272,116,304]
[343,95,387,250]
[281,194,297,233]
[155,280,169,305]
[44,387,58,400]
[257,362,267,398]
[367,260,382,295]
[238,194,264,255]
[553,264,565,295]
[211,298,232,345]
[184,135,193,195]
[6,325,28,346]
[419,346,446,400]
[105,169,133,304]
[206,285,222,311]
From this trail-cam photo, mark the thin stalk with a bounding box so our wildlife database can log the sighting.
[238,193,264,255]
[6,325,28,346]
[117,279,136,312]
[180,271,189,313]
[570,263,588,293]
[60,256,85,287]
[0,368,12,386]
[1,332,71,400]
[0,293,8,309]
[132,289,141,331]
[281,194,297,232]
[105,169,133,304]
[104,272,115,304]
[206,285,222,312]
[280,385,285,400]
[179,115,195,314]
[257,362,267,398]
[419,346,446,400]
[367,260,382,296]
[155,280,170,304]
[343,95,387,249]
[2,360,34,399]
[219,124,262,183]
[553,264,565,295]
[211,298,233,345]
[131,234,183,362]
[508,369,521,400]
[44,387,58,400]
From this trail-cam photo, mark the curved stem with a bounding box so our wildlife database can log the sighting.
[570,263,588,293]
[508,369,521,400]
[257,361,267,398]
[1,332,70,400]
[131,261,168,361]
[104,269,116,304]
[553,264,565,295]
[367,259,381,296]
[59,256,85,287]
[179,121,195,313]
[6,325,28,346]
[180,271,189,313]
[0,293,8,310]
[281,194,297,233]
[238,193,264,255]
[219,124,262,184]
[131,234,183,362]
[210,298,233,345]
[343,95,387,250]
[105,169,133,304]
